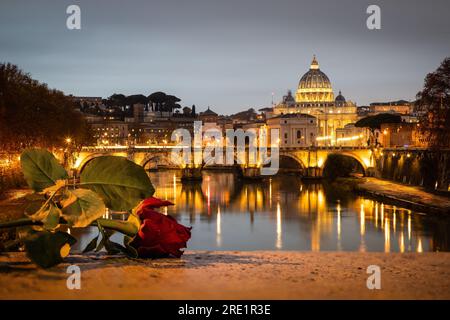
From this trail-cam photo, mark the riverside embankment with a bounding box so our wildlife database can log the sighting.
[351,177,450,215]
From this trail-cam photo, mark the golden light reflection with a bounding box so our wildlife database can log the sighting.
[399,232,405,253]
[392,206,397,234]
[318,190,324,206]
[144,171,432,253]
[360,203,365,236]
[276,202,282,249]
[384,218,390,253]
[408,213,412,241]
[337,203,342,251]
[374,203,379,228]
[173,174,177,202]
[359,202,366,252]
[269,178,272,209]
[417,238,423,253]
[216,206,222,247]
[207,178,211,215]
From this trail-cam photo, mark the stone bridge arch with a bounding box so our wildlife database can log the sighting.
[278,152,307,171]
[139,152,177,169]
[322,151,368,175]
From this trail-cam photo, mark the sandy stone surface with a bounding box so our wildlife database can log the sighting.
[0,251,449,300]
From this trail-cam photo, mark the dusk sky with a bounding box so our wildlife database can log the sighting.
[1,0,449,114]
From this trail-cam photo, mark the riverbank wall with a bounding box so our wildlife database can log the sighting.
[375,148,450,193]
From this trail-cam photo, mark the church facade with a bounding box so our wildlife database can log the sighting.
[273,56,359,145]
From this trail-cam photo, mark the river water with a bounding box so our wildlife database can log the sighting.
[71,170,450,253]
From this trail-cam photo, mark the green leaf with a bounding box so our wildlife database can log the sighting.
[127,211,141,235]
[42,205,61,230]
[123,235,138,258]
[80,156,154,211]
[104,240,125,255]
[95,221,126,254]
[60,189,106,228]
[95,222,111,252]
[24,231,76,268]
[20,149,68,192]
[27,202,61,231]
[83,235,99,253]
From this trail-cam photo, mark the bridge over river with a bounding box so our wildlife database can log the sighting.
[72,145,374,180]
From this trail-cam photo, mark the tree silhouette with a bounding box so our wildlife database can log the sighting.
[148,91,167,112]
[416,57,450,148]
[0,63,92,152]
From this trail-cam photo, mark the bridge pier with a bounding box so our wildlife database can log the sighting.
[365,167,377,177]
[181,167,203,182]
[240,167,263,180]
[303,166,323,179]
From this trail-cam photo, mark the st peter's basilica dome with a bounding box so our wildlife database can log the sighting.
[295,55,334,104]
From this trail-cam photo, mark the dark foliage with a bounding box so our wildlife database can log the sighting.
[416,57,450,148]
[0,63,92,152]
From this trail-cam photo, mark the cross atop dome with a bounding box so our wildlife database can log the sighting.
[310,55,319,70]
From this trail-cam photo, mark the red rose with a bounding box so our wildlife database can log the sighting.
[130,197,191,258]
[136,196,174,210]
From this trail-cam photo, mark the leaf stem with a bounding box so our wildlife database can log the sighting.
[0,218,137,237]
[0,217,37,228]
[95,219,138,237]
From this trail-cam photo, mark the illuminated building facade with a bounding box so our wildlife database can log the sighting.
[273,56,359,145]
[266,113,318,147]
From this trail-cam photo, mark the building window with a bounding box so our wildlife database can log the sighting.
[296,130,301,139]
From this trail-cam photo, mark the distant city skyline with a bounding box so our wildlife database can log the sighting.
[1,0,449,114]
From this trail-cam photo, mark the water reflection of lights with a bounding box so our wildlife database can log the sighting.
[375,203,379,228]
[269,178,272,208]
[417,238,423,253]
[399,232,405,253]
[408,213,412,241]
[384,218,390,253]
[207,178,211,215]
[137,171,441,252]
[276,202,282,249]
[337,203,342,251]
[173,174,177,201]
[359,202,366,252]
[360,203,365,236]
[216,206,222,247]
[318,190,324,206]
[393,207,397,234]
